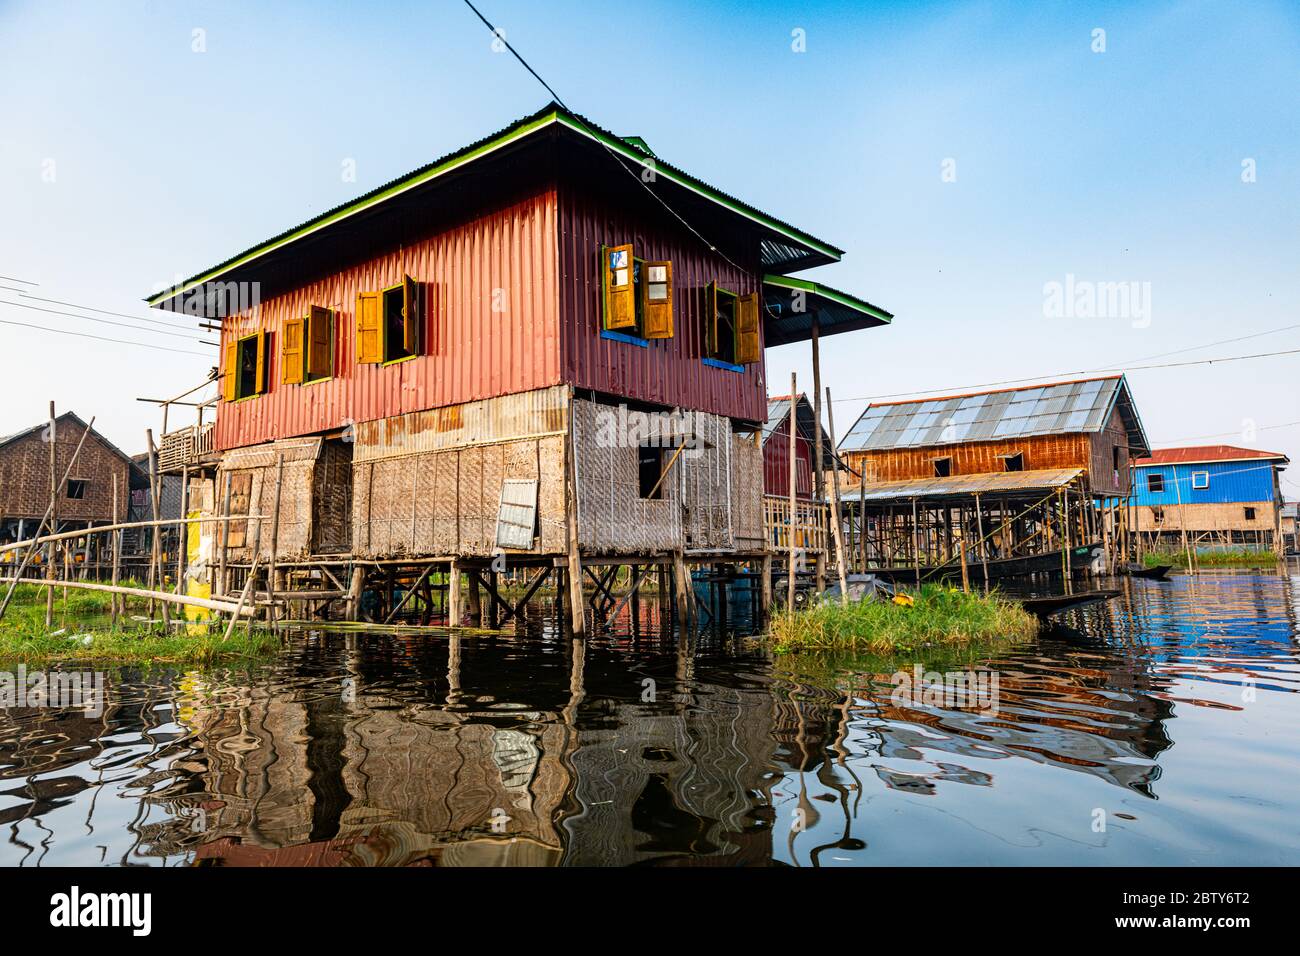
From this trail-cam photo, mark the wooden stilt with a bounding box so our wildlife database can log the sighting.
[448,559,462,626]
[563,411,585,637]
[787,372,798,610]
[824,387,849,603]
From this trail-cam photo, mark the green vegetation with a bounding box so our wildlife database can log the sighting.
[1143,548,1278,569]
[768,584,1038,655]
[0,583,281,664]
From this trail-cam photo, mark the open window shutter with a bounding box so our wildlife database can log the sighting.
[308,307,333,379]
[403,275,420,354]
[282,317,305,385]
[705,281,718,357]
[356,291,382,363]
[602,243,636,329]
[735,293,760,365]
[642,260,673,338]
[223,339,237,401]
[254,332,270,393]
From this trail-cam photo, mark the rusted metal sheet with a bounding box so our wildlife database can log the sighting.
[845,468,1083,503]
[351,386,568,463]
[845,434,1095,485]
[556,182,768,424]
[214,190,561,451]
[762,416,814,500]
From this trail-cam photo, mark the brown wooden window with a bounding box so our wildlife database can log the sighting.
[66,479,87,500]
[1244,506,1257,521]
[283,306,334,384]
[357,276,419,365]
[933,457,952,478]
[223,331,269,401]
[601,245,674,340]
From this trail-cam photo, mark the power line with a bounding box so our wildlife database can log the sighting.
[16,291,202,328]
[1154,420,1300,445]
[834,347,1300,404]
[0,274,38,286]
[457,0,772,318]
[0,317,211,356]
[0,299,215,343]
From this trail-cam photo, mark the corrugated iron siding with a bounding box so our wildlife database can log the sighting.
[762,417,814,500]
[215,190,560,451]
[557,185,767,423]
[844,434,1095,485]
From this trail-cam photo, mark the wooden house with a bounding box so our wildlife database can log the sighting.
[147,104,892,628]
[835,376,1150,579]
[1130,445,1290,551]
[0,412,132,558]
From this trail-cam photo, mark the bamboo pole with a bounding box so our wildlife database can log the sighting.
[218,473,232,598]
[46,402,56,627]
[0,415,96,623]
[810,319,826,596]
[563,406,585,637]
[787,373,798,611]
[221,554,262,641]
[0,576,252,615]
[267,454,284,628]
[175,464,189,598]
[110,472,121,627]
[0,513,262,556]
[823,387,849,604]
[145,430,170,628]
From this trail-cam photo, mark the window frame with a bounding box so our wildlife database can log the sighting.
[638,445,667,500]
[231,331,266,402]
[1191,470,1210,490]
[65,478,88,501]
[1147,472,1165,494]
[705,282,740,366]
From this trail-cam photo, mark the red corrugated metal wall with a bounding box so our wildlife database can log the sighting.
[556,184,768,423]
[763,418,813,500]
[215,190,560,451]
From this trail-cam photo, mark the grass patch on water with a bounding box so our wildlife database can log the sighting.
[0,583,281,664]
[768,584,1038,655]
[1143,548,1277,569]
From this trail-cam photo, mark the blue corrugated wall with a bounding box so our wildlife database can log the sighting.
[1131,460,1278,507]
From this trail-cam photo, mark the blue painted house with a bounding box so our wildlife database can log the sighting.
[1131,445,1290,549]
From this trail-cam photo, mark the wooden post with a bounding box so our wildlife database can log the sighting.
[467,571,483,625]
[810,319,826,596]
[218,472,232,599]
[672,550,691,627]
[110,472,121,627]
[974,492,989,591]
[760,554,772,617]
[859,467,867,571]
[787,372,798,610]
[824,388,849,604]
[145,430,170,628]
[267,455,284,628]
[563,405,585,637]
[448,559,462,626]
[46,402,56,627]
[912,496,921,586]
[346,565,365,621]
[175,465,189,598]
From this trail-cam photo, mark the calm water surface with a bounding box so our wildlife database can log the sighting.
[2,570,1298,866]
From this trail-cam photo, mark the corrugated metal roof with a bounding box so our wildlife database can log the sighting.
[840,376,1149,454]
[762,275,892,347]
[1135,445,1289,466]
[147,103,844,309]
[844,467,1084,503]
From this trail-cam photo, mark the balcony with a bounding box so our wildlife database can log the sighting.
[763,495,828,555]
[158,422,215,473]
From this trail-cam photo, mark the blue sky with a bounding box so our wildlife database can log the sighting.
[1,0,1297,492]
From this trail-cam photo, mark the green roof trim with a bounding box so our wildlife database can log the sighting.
[762,274,894,323]
[147,104,844,307]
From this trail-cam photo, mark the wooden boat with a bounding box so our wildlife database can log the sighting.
[1120,563,1172,580]
[864,542,1102,585]
[1020,589,1120,619]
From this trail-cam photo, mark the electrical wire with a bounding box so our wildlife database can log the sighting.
[0,299,215,343]
[0,317,211,356]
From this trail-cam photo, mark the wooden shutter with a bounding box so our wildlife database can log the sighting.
[602,244,635,329]
[254,332,270,394]
[402,275,420,354]
[356,291,383,363]
[642,260,673,338]
[307,306,333,380]
[704,281,718,357]
[282,317,305,385]
[735,292,760,365]
[223,339,237,401]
